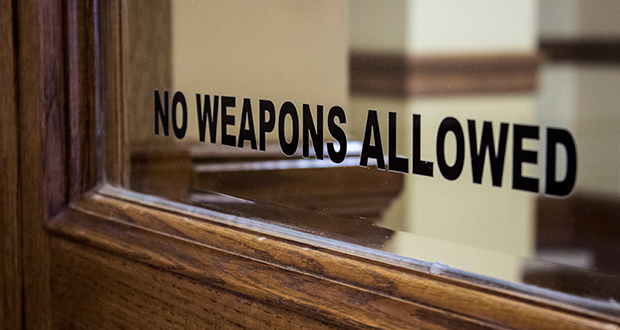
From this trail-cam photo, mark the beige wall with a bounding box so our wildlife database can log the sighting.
[407,0,537,55]
[350,0,539,266]
[350,0,537,55]
[539,0,620,38]
[349,0,407,53]
[538,0,620,195]
[171,0,349,140]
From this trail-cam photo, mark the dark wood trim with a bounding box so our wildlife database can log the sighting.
[13,0,620,328]
[350,52,541,97]
[0,0,22,328]
[102,0,129,188]
[66,0,98,200]
[13,0,98,328]
[49,236,353,330]
[47,189,620,329]
[15,0,58,328]
[540,39,620,63]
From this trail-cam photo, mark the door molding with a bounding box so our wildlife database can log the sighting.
[13,0,620,328]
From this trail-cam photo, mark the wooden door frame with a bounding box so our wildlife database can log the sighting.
[1,0,21,328]
[6,0,620,328]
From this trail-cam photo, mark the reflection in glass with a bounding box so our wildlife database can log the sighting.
[121,0,620,313]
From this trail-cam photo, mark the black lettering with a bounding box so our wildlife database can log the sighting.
[468,120,509,186]
[437,117,465,181]
[259,99,276,151]
[238,98,257,149]
[327,106,347,163]
[412,114,433,177]
[303,104,323,159]
[359,110,385,169]
[171,91,187,139]
[196,94,219,143]
[512,124,539,192]
[388,112,408,173]
[154,90,169,136]
[278,101,299,156]
[221,96,236,147]
[545,127,577,196]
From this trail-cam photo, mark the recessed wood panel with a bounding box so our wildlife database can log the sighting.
[1,1,21,328]
[50,237,344,330]
[46,190,620,330]
[8,1,620,329]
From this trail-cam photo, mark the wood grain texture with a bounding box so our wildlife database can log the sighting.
[0,1,22,328]
[46,190,620,330]
[51,237,358,330]
[350,52,540,97]
[12,1,98,328]
[48,198,496,330]
[66,0,98,199]
[17,0,620,329]
[16,0,54,328]
[102,0,130,188]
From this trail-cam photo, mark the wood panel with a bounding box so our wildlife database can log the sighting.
[66,0,98,200]
[15,0,56,328]
[103,0,130,187]
[350,52,541,97]
[0,0,21,328]
[50,237,345,330]
[46,190,620,329]
[10,0,620,329]
[13,1,98,328]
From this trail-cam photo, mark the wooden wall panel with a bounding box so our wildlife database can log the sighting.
[8,1,620,329]
[50,237,346,330]
[0,0,22,328]
[46,191,620,330]
[15,0,55,328]
[48,209,495,330]
[102,0,130,187]
[66,0,98,199]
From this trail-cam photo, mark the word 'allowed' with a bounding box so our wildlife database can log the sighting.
[154,90,577,197]
[359,110,577,196]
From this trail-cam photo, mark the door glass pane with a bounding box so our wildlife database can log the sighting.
[116,0,620,314]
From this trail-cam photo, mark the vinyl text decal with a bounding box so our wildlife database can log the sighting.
[153,90,577,197]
